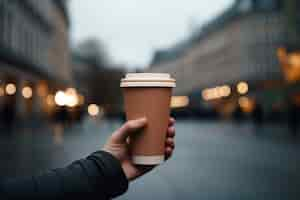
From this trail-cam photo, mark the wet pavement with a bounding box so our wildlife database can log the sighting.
[0,118,300,200]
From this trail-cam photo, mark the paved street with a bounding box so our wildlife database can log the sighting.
[0,118,300,200]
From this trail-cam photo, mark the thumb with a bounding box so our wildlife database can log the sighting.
[111,118,147,143]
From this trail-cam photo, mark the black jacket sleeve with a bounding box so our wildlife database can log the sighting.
[0,151,128,199]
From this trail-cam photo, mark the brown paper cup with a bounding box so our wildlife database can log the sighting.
[121,73,176,165]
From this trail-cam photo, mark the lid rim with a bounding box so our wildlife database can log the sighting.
[120,82,176,88]
[120,73,176,88]
[121,79,175,82]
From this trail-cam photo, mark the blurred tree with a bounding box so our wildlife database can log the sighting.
[74,38,110,68]
[72,38,125,116]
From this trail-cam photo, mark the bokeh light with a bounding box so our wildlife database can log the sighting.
[64,88,79,107]
[54,91,66,106]
[5,83,16,95]
[288,53,300,67]
[237,82,249,95]
[219,85,231,97]
[22,86,33,99]
[54,89,80,107]
[88,104,100,116]
[238,96,255,113]
[170,96,189,108]
[202,85,231,101]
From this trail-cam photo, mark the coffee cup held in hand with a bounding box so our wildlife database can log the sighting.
[120,73,176,165]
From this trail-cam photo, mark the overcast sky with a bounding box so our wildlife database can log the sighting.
[70,0,234,68]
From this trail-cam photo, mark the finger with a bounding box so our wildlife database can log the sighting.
[166,137,174,147]
[112,118,147,143]
[165,146,173,160]
[167,126,175,138]
[168,117,175,126]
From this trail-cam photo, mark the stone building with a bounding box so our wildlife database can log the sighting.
[149,0,300,116]
[0,0,71,123]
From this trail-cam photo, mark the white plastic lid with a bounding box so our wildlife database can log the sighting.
[120,73,176,88]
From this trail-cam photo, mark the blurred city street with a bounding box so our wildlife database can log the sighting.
[1,1,300,199]
[0,119,300,200]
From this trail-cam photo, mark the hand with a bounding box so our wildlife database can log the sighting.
[103,117,175,181]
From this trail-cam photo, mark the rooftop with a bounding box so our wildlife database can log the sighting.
[150,0,283,67]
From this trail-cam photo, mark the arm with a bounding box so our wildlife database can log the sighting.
[1,151,128,199]
[1,117,176,199]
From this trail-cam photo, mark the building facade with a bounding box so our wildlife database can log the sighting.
[0,0,71,123]
[149,0,300,116]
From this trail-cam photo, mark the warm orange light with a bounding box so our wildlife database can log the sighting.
[277,48,300,82]
[202,89,217,101]
[202,85,231,101]
[238,96,255,113]
[79,95,85,105]
[54,91,66,106]
[0,87,4,97]
[66,96,78,107]
[5,83,16,95]
[288,53,300,67]
[237,82,249,95]
[219,85,231,97]
[46,94,55,106]
[54,89,79,107]
[88,104,100,116]
[202,90,209,100]
[170,96,189,108]
[277,48,287,61]
[64,88,79,107]
[22,86,33,99]
[65,88,77,95]
[37,81,48,97]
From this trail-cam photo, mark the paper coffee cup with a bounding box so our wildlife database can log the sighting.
[121,73,176,165]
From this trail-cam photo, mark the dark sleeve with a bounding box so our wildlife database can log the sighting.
[0,151,128,200]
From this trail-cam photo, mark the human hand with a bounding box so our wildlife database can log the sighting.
[103,117,175,181]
